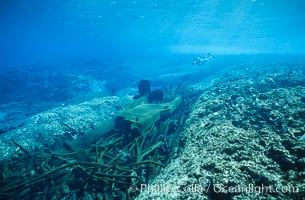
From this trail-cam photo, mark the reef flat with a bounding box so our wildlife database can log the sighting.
[136,61,305,199]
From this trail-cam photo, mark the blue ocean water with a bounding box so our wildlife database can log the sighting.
[1,0,305,130]
[1,0,305,66]
[0,0,304,118]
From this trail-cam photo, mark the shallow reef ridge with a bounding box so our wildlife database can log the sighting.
[0,96,132,161]
[136,62,305,199]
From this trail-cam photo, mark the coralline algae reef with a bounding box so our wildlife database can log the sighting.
[0,86,199,199]
[136,62,305,200]
[1,61,305,200]
[0,96,131,161]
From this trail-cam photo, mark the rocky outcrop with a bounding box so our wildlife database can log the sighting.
[0,96,132,161]
[135,62,305,199]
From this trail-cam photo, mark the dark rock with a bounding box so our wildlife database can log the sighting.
[223,147,235,155]
[232,120,242,128]
[201,162,215,170]
[138,79,151,96]
[198,112,204,118]
[258,139,267,147]
[147,90,164,103]
[290,145,305,159]
[267,146,295,171]
[295,158,305,171]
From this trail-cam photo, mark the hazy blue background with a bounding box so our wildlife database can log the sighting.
[1,0,305,67]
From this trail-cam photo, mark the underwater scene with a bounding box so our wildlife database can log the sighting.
[1,0,305,199]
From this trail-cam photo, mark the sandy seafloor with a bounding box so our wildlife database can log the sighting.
[0,54,305,199]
